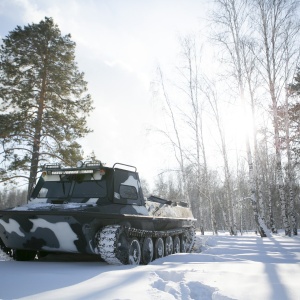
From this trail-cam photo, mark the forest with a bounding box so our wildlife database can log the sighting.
[142,0,300,237]
[0,0,300,237]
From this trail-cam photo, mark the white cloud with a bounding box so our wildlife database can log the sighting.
[0,0,210,189]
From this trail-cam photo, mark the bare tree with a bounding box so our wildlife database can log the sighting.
[282,27,299,235]
[260,125,278,233]
[177,36,204,233]
[156,68,186,190]
[176,36,218,234]
[202,80,237,235]
[283,92,298,235]
[211,0,268,236]
[241,39,267,227]
[156,36,219,234]
[151,0,300,234]
[251,0,300,235]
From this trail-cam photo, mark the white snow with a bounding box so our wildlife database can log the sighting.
[146,201,194,218]
[86,198,99,204]
[0,231,299,300]
[12,203,97,211]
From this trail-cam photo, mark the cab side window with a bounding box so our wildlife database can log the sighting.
[119,184,138,200]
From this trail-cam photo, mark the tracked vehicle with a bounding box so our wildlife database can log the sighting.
[0,161,196,265]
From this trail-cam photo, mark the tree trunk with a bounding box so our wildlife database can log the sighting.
[263,127,277,233]
[253,0,299,236]
[205,85,236,235]
[271,88,291,236]
[268,184,277,233]
[285,88,297,235]
[157,67,190,206]
[210,195,218,235]
[212,0,265,236]
[27,69,47,200]
[217,196,230,234]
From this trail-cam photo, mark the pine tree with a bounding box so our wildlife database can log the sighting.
[0,17,93,197]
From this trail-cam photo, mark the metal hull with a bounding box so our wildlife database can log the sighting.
[0,209,195,255]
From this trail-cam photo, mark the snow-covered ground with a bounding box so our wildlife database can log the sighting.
[0,231,299,300]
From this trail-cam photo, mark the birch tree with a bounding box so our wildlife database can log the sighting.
[284,69,300,235]
[155,67,188,205]
[282,28,299,235]
[211,0,268,236]
[202,80,237,235]
[251,0,300,235]
[177,36,215,234]
[241,39,267,229]
[260,126,278,233]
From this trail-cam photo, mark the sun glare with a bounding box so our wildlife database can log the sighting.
[224,102,255,150]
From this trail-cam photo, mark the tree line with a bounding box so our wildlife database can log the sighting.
[0,188,27,209]
[150,0,300,236]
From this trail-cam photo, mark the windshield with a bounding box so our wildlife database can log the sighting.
[36,173,107,201]
[38,181,72,198]
[72,181,106,198]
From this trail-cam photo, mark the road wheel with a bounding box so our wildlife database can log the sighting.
[181,234,187,253]
[141,237,153,264]
[165,236,173,256]
[154,237,164,259]
[173,236,181,253]
[128,238,141,265]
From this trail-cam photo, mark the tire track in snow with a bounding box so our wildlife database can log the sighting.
[150,270,235,300]
[149,235,235,300]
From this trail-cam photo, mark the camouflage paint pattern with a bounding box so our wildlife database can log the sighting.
[0,163,195,255]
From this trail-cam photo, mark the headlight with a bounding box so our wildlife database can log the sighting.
[76,161,84,168]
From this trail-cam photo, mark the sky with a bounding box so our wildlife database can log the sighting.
[1,231,300,299]
[0,0,212,190]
